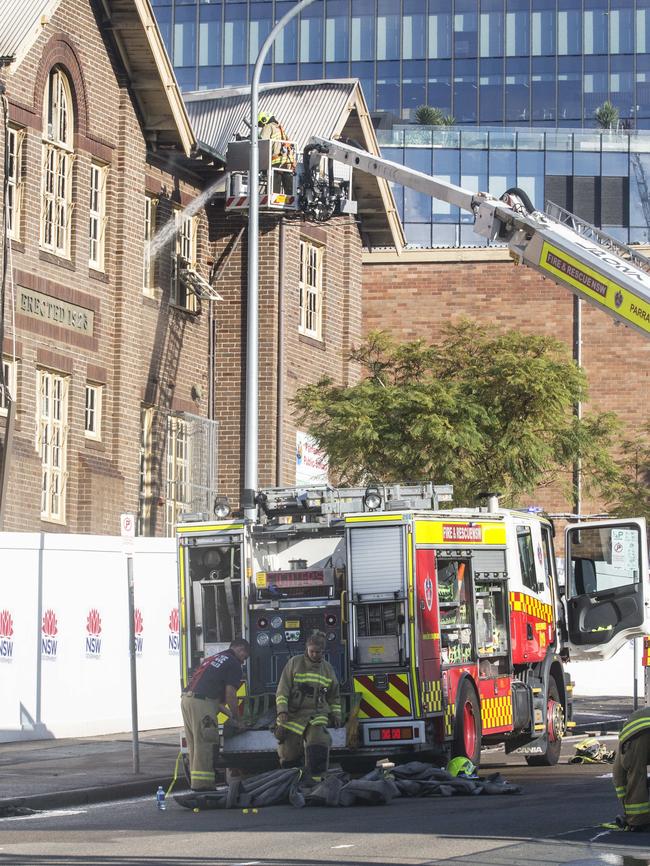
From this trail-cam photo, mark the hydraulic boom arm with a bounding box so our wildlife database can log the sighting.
[306,136,650,339]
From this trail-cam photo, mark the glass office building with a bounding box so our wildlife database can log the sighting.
[378,126,650,246]
[153,0,650,128]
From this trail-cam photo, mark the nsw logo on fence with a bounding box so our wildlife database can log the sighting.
[85,608,102,657]
[0,609,14,662]
[134,608,144,656]
[168,607,180,655]
[41,608,58,659]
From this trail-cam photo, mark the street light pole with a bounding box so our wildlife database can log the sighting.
[244,0,318,519]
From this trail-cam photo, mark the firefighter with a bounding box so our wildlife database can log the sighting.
[613,705,650,831]
[258,112,296,194]
[181,637,250,791]
[275,631,341,781]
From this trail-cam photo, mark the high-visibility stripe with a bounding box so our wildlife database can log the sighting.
[481,695,513,730]
[293,673,332,686]
[421,680,443,713]
[276,696,289,706]
[509,591,554,624]
[281,721,306,735]
[177,523,244,533]
[310,716,329,726]
[354,674,412,718]
[620,716,650,743]
[407,536,421,718]
[624,803,650,814]
[179,547,188,688]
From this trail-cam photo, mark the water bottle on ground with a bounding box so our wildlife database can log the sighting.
[156,785,166,810]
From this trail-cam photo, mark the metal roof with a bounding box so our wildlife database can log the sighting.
[184,79,405,251]
[0,0,194,157]
[184,80,360,163]
[0,0,61,65]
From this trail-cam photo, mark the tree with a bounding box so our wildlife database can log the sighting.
[595,100,620,129]
[603,423,650,522]
[293,323,620,507]
[415,105,456,126]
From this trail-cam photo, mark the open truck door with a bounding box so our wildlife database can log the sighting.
[564,519,649,661]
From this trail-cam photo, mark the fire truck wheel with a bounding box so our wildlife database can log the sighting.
[452,682,482,767]
[525,679,563,767]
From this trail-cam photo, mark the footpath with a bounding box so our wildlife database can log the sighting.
[0,696,636,814]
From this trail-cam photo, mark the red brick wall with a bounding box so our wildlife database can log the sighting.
[1,0,210,535]
[208,210,363,506]
[362,256,650,514]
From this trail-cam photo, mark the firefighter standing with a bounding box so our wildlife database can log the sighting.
[613,705,650,830]
[275,632,341,780]
[181,638,250,791]
[258,112,296,194]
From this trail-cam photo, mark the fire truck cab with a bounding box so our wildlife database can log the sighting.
[176,485,649,770]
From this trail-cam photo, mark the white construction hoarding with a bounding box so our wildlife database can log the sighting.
[0,533,180,742]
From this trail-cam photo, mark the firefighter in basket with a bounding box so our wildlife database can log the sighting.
[258,112,296,195]
[275,631,341,781]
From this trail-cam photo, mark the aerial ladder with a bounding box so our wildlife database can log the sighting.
[300,137,650,340]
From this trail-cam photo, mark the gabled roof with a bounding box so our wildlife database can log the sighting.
[0,0,195,157]
[184,80,405,252]
[0,0,61,65]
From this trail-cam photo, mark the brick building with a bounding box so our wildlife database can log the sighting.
[185,80,402,502]
[0,0,217,535]
[362,246,650,515]
[0,0,400,536]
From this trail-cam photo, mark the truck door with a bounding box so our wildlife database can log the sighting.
[565,518,650,660]
[415,548,441,711]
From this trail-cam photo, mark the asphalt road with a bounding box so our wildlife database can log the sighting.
[0,737,648,866]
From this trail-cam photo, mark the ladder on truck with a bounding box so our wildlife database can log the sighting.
[254,482,454,524]
[303,137,650,340]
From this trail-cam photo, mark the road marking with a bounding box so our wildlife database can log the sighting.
[332,844,355,849]
[0,809,88,822]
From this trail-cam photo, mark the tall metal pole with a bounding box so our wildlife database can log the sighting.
[245,0,318,518]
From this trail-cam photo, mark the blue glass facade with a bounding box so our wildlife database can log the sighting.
[154,0,650,128]
[377,126,650,246]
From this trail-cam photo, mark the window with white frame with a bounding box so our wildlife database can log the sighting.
[36,369,69,523]
[165,414,191,535]
[143,194,158,295]
[172,210,198,311]
[7,126,24,240]
[138,405,154,536]
[84,382,103,440]
[299,239,323,339]
[41,67,74,257]
[0,357,16,416]
[88,161,108,270]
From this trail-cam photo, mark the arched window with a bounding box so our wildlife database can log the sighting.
[41,67,74,256]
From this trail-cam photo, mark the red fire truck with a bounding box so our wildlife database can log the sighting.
[176,485,649,768]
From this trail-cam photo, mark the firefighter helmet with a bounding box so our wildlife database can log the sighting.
[258,112,271,125]
[569,737,614,764]
[446,757,477,778]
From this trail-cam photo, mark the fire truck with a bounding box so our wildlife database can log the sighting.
[176,485,649,769]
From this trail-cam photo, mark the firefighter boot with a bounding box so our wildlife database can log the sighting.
[305,745,329,783]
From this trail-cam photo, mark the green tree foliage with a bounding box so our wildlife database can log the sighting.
[603,423,650,522]
[415,105,456,126]
[595,100,620,129]
[293,323,620,506]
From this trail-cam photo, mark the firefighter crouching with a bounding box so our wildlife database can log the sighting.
[613,705,650,831]
[181,638,250,791]
[275,632,341,781]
